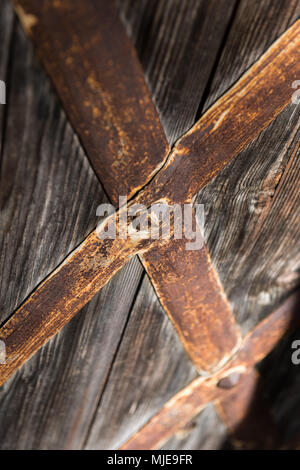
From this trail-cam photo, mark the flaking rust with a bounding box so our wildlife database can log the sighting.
[0,221,150,387]
[141,226,241,373]
[13,0,169,206]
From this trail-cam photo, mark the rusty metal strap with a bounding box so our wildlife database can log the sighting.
[121,291,300,449]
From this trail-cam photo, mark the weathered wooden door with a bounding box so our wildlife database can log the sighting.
[0,0,299,449]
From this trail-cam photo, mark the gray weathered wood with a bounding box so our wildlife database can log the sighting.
[196,104,300,334]
[193,0,300,334]
[84,0,300,448]
[118,0,237,144]
[85,273,198,449]
[203,0,300,112]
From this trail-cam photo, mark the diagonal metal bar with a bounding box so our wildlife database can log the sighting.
[141,220,240,373]
[0,224,142,387]
[0,9,299,382]
[134,18,300,204]
[121,291,300,449]
[13,0,170,205]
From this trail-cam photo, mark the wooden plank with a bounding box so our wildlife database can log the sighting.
[117,0,300,374]
[196,103,300,333]
[84,273,198,449]
[0,219,151,387]
[229,291,300,368]
[13,0,299,375]
[116,1,299,382]
[112,0,300,382]
[0,257,143,449]
[144,18,300,203]
[14,0,169,205]
[0,11,145,398]
[135,12,300,373]
[195,0,300,334]
[121,291,300,449]
[132,20,300,369]
[120,373,221,449]
[0,0,298,450]
[0,3,203,449]
[83,0,240,447]
[203,0,300,112]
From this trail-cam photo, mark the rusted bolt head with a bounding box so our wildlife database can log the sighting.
[217,371,241,389]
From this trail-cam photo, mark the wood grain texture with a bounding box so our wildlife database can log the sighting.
[121,372,222,449]
[14,0,169,205]
[196,103,300,333]
[117,0,300,374]
[0,2,210,445]
[121,291,300,449]
[0,19,106,325]
[203,0,300,112]
[131,19,300,371]
[118,0,237,144]
[195,0,300,334]
[85,273,198,450]
[228,291,300,370]
[0,13,153,387]
[12,0,299,371]
[0,0,235,387]
[117,19,300,376]
[152,18,300,203]
[0,257,143,450]
[81,0,240,446]
[0,215,152,387]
